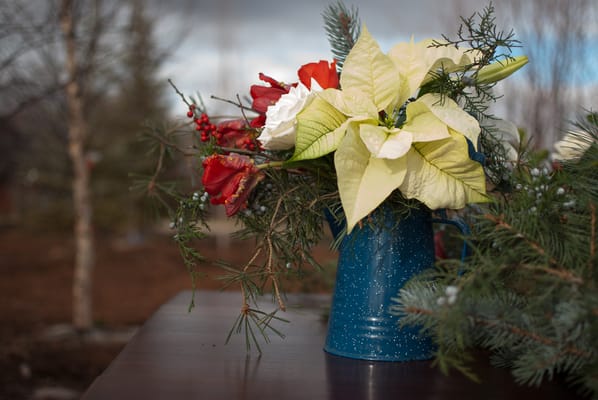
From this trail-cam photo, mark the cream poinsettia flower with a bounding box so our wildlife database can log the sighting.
[388,38,481,108]
[289,26,488,231]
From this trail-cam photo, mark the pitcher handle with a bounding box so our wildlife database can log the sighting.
[431,209,471,264]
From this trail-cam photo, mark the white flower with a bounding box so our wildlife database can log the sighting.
[257,83,313,150]
[483,118,520,163]
[552,130,595,161]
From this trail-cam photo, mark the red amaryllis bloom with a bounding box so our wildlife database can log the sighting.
[298,60,339,90]
[249,114,266,128]
[202,154,264,216]
[250,73,294,114]
[215,119,256,150]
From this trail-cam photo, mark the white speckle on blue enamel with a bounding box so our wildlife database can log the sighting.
[324,207,436,361]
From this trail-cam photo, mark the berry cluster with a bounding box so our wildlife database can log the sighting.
[187,104,216,142]
[186,104,262,151]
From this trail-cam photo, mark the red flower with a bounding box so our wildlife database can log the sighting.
[202,154,264,216]
[298,60,339,90]
[250,73,294,114]
[250,115,266,128]
[215,119,256,150]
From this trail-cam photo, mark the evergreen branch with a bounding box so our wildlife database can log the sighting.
[590,203,596,262]
[144,125,199,157]
[259,185,303,312]
[474,318,592,360]
[403,306,592,359]
[322,1,360,69]
[147,142,166,197]
[517,264,583,286]
[484,214,584,285]
[266,235,285,311]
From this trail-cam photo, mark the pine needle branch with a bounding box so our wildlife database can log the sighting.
[322,1,360,69]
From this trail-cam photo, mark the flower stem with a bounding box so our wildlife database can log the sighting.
[256,160,285,170]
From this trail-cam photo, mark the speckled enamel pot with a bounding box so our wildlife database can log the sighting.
[324,206,435,361]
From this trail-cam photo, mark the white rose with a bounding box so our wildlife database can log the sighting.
[258,83,313,150]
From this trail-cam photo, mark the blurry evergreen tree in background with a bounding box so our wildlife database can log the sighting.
[0,0,172,234]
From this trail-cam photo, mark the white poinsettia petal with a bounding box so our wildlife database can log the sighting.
[291,96,348,161]
[402,100,451,143]
[389,38,479,100]
[341,25,401,111]
[388,38,428,104]
[416,93,480,147]
[335,127,407,232]
[318,88,379,120]
[360,124,413,159]
[398,131,488,209]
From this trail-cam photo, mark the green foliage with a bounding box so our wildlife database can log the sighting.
[147,2,365,348]
[89,4,171,232]
[322,1,360,69]
[393,114,598,396]
[422,3,523,191]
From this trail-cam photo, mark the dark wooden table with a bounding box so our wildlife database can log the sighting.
[82,290,584,399]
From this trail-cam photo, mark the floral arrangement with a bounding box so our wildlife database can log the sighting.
[165,2,527,346]
[189,26,528,232]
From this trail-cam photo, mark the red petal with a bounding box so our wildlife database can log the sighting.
[223,170,264,216]
[202,154,251,194]
[298,60,339,90]
[258,73,289,90]
[250,115,266,128]
[201,154,263,216]
[250,85,287,113]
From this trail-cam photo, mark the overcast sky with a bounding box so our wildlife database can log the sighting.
[147,0,501,115]
[145,0,597,127]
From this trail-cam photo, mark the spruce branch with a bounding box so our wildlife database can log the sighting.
[484,213,584,285]
[395,113,598,395]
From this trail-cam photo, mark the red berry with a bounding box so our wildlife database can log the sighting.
[186,110,194,118]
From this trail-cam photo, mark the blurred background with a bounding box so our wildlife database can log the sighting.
[1,0,596,398]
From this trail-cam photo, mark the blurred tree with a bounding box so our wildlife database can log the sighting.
[0,1,67,224]
[88,0,170,236]
[0,0,171,331]
[503,0,596,149]
[60,0,96,330]
[451,0,597,149]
